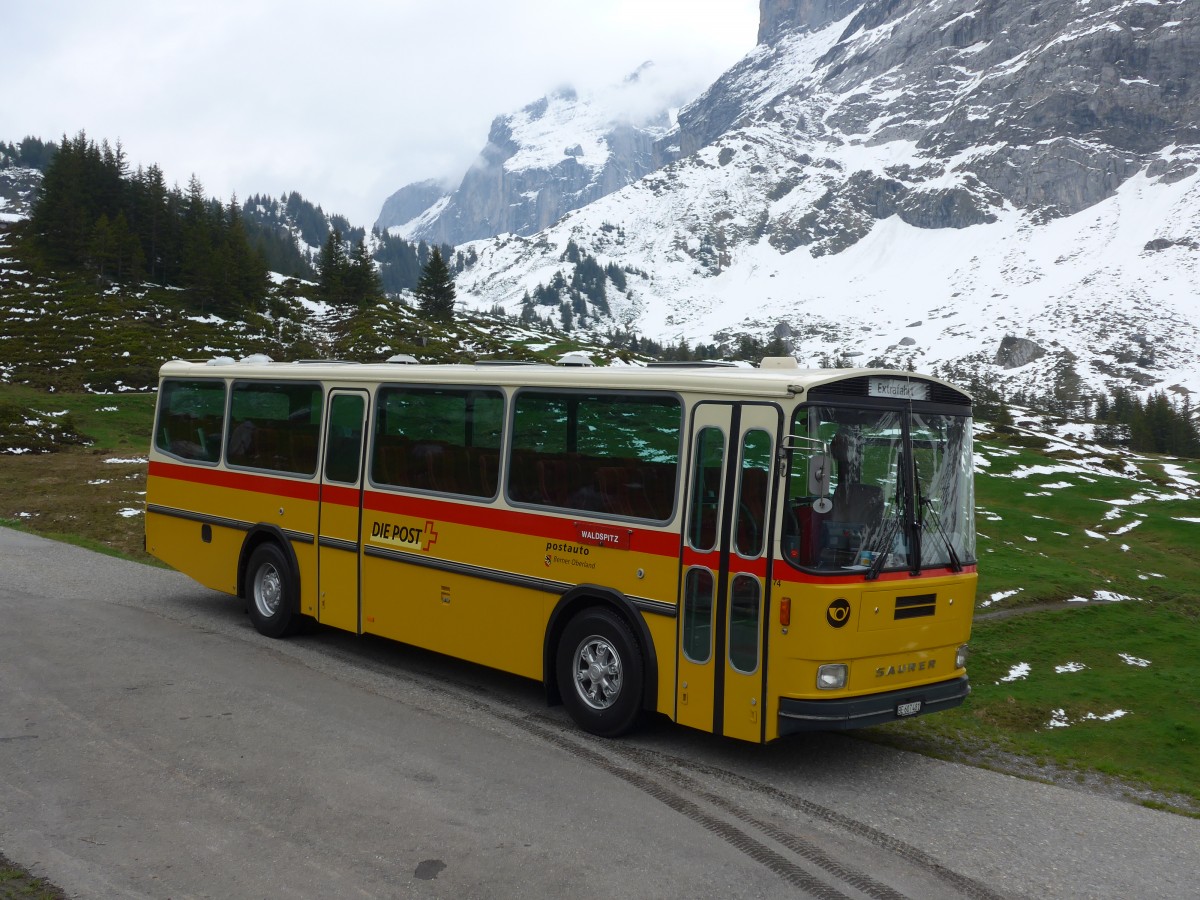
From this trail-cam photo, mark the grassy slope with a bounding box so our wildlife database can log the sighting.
[873,421,1200,814]
[0,219,633,396]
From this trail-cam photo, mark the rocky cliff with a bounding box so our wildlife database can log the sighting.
[377,69,678,246]
[757,0,863,44]
[678,0,1200,235]
[375,179,451,239]
[450,0,1200,403]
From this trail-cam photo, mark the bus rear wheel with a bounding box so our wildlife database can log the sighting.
[557,607,643,738]
[245,543,300,638]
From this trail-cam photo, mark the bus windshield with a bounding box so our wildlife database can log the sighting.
[782,405,974,574]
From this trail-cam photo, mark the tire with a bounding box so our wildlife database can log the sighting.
[556,607,644,738]
[245,543,300,638]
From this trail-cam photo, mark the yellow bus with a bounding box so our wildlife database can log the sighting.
[146,355,976,742]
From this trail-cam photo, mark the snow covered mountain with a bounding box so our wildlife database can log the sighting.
[446,0,1200,406]
[376,63,684,246]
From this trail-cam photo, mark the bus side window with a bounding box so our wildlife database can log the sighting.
[734,430,772,558]
[226,381,322,476]
[371,387,503,499]
[508,391,680,521]
[682,568,715,663]
[687,427,724,551]
[155,379,226,464]
[782,447,830,568]
[324,394,365,485]
[729,575,761,674]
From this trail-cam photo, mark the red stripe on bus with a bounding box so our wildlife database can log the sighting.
[147,461,682,557]
[773,564,977,586]
[362,489,683,557]
[680,547,769,578]
[148,460,321,502]
[320,484,362,508]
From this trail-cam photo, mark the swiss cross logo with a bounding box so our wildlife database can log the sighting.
[368,518,440,553]
[422,520,439,552]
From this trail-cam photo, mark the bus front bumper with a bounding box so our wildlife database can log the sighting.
[777,676,970,734]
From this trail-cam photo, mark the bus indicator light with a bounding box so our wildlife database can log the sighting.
[779,597,791,627]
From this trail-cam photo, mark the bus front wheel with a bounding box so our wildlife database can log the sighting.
[245,543,300,638]
[556,607,643,738]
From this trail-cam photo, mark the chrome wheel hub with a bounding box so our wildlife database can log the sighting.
[573,636,622,710]
[254,564,282,618]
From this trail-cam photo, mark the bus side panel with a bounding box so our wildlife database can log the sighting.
[224,487,321,619]
[146,465,320,614]
[642,612,679,717]
[360,553,544,680]
[145,505,242,596]
[293,541,318,618]
[358,496,682,693]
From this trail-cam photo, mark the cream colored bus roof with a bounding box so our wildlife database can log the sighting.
[157,358,970,402]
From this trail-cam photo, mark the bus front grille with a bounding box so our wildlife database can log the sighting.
[894,593,937,620]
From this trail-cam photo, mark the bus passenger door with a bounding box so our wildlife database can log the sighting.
[317,390,369,633]
[677,402,779,742]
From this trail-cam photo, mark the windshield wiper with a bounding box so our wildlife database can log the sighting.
[909,458,925,576]
[921,497,963,573]
[866,449,908,580]
[864,511,900,581]
[865,453,907,581]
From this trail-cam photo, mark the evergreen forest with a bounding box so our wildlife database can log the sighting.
[16,132,454,319]
[28,132,268,317]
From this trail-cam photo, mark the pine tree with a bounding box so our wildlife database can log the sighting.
[133,164,170,283]
[415,247,456,320]
[346,238,383,308]
[1178,397,1200,457]
[179,175,212,295]
[88,213,117,281]
[218,196,267,315]
[316,229,350,308]
[519,290,536,324]
[764,334,789,358]
[736,334,764,362]
[32,131,90,263]
[111,210,144,282]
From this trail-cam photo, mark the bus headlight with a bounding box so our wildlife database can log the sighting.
[817,664,848,690]
[956,644,969,670]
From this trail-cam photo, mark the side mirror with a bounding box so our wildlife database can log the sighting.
[809,452,832,513]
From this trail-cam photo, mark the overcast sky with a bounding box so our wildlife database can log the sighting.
[5,0,760,227]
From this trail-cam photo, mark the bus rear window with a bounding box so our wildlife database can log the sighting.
[155,379,226,463]
[226,381,322,475]
[508,391,680,521]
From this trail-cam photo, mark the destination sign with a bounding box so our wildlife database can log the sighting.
[869,377,929,401]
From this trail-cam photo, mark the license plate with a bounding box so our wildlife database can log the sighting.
[896,700,922,717]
